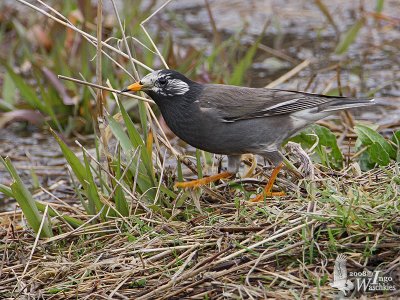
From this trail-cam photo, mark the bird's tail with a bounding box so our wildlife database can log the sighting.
[321,97,375,112]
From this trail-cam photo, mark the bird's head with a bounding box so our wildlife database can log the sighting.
[121,70,196,102]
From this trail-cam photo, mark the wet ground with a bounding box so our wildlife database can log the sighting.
[166,0,400,93]
[0,124,77,211]
[1,0,400,210]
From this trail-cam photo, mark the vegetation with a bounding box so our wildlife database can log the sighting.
[0,0,399,298]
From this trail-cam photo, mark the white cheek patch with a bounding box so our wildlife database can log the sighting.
[151,78,189,97]
[168,79,189,95]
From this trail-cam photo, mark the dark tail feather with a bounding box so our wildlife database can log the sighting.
[321,97,375,112]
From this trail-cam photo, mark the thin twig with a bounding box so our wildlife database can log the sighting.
[57,75,154,104]
[266,59,311,88]
[15,0,153,71]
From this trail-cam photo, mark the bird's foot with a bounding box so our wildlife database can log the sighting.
[249,162,285,202]
[174,171,233,188]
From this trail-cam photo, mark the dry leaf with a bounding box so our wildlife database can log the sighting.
[42,67,76,105]
[0,110,44,128]
[28,24,52,51]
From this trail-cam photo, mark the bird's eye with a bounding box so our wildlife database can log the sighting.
[158,78,167,85]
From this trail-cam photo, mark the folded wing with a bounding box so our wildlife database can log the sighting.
[199,85,374,122]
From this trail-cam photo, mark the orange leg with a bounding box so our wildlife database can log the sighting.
[250,163,285,202]
[174,171,233,189]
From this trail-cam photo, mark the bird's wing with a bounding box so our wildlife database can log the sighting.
[199,84,373,122]
[333,254,348,282]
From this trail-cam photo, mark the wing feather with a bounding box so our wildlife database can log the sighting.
[198,84,373,122]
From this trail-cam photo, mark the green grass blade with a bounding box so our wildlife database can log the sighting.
[177,158,183,182]
[0,99,15,111]
[335,18,365,55]
[10,182,52,237]
[83,151,104,218]
[375,0,384,13]
[116,99,144,147]
[138,101,148,134]
[2,63,47,113]
[228,37,261,86]
[35,202,83,229]
[107,113,134,154]
[2,71,16,105]
[114,148,129,216]
[106,111,156,201]
[51,128,105,216]
[195,149,203,179]
[1,157,53,237]
[50,128,86,184]
[228,23,267,86]
[115,99,156,184]
[0,183,13,198]
[68,168,91,214]
[391,130,400,162]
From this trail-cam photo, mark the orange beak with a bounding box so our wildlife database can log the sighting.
[121,81,143,93]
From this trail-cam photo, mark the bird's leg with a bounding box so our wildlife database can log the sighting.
[174,155,241,189]
[250,162,285,202]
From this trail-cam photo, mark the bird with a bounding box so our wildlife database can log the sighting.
[121,69,374,201]
[330,254,354,296]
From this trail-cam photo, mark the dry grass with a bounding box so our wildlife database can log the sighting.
[1,162,399,299]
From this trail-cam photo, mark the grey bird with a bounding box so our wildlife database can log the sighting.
[122,70,374,200]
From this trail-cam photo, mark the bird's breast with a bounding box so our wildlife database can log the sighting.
[158,101,209,147]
